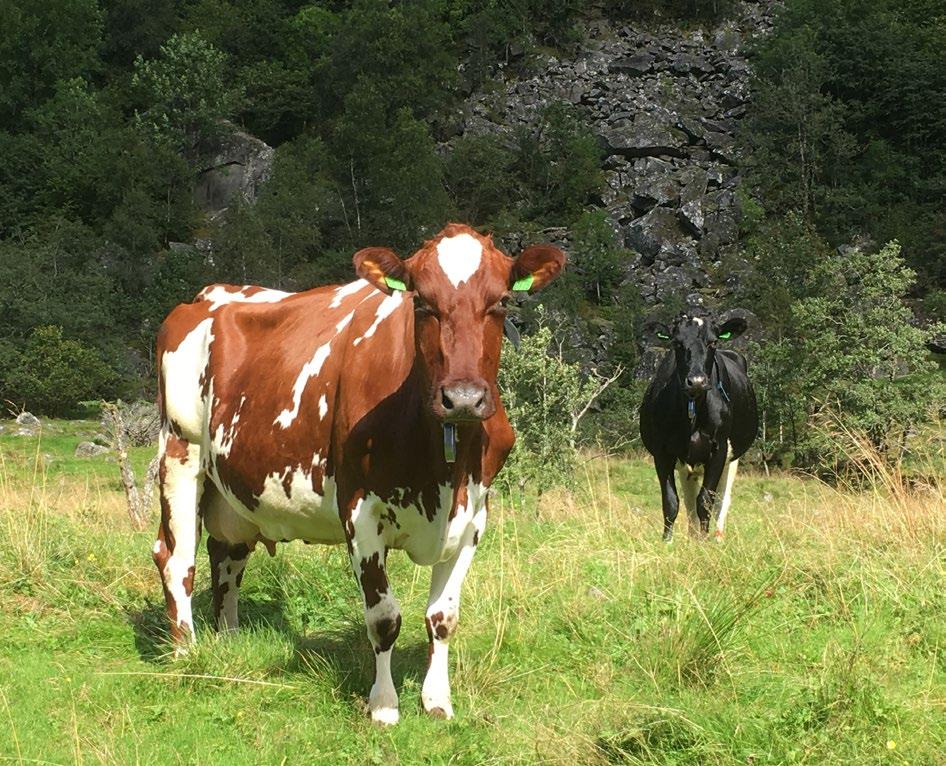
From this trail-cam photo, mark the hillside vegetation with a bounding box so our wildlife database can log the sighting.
[1,0,944,475]
[1,422,944,764]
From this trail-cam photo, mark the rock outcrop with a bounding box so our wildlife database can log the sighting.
[459,1,774,311]
[194,125,275,222]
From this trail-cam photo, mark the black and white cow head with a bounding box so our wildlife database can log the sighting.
[650,311,749,398]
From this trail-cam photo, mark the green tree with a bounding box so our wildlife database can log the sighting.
[132,31,241,155]
[749,241,943,470]
[0,325,116,416]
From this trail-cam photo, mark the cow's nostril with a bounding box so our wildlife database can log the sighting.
[441,388,454,410]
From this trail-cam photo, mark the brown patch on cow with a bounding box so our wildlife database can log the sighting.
[373,613,401,654]
[427,609,456,642]
[472,528,480,546]
[281,467,294,498]
[182,565,195,597]
[359,551,388,608]
[165,433,189,462]
[377,522,384,536]
[449,481,469,521]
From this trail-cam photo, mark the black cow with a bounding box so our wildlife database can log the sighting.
[639,311,758,542]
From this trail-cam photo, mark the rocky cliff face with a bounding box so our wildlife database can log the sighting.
[460,1,775,313]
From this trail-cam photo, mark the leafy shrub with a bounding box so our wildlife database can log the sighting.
[0,325,116,417]
[746,241,944,471]
[498,319,617,492]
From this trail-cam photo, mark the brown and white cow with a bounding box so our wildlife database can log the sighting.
[153,223,564,723]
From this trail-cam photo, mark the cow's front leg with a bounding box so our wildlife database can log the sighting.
[655,454,680,542]
[422,503,486,719]
[346,496,401,725]
[696,447,728,537]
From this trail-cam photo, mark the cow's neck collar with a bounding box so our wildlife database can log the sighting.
[685,356,729,427]
[443,422,457,463]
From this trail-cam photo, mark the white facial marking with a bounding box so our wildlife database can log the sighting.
[436,233,482,288]
[353,291,403,346]
[692,317,704,326]
[330,279,370,308]
[275,343,333,428]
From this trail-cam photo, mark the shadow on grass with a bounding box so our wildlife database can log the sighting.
[124,587,429,700]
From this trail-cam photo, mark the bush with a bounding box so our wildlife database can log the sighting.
[0,325,116,417]
[747,242,944,472]
[498,318,619,493]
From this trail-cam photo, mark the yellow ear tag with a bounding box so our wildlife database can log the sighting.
[512,274,534,292]
[384,276,407,291]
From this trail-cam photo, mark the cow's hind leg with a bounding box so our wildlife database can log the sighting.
[207,536,251,631]
[675,462,701,537]
[696,447,728,538]
[346,496,401,725]
[422,504,486,719]
[152,431,203,648]
[714,453,739,541]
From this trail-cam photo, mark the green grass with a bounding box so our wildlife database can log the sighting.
[1,420,945,764]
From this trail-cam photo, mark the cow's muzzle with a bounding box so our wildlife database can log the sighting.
[435,380,494,422]
[685,374,709,398]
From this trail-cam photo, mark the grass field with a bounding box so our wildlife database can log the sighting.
[1,419,944,765]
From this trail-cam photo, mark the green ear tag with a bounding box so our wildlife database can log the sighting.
[384,276,406,292]
[512,274,534,292]
[718,331,732,340]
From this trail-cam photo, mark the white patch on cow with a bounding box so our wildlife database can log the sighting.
[215,554,247,631]
[152,539,163,555]
[436,233,482,288]
[231,468,344,544]
[692,316,704,326]
[329,279,370,308]
[213,395,246,458]
[369,650,400,725]
[352,291,403,346]
[161,318,214,441]
[274,343,333,428]
[420,486,487,719]
[715,444,738,540]
[336,311,355,333]
[201,285,291,311]
[318,394,328,419]
[159,439,203,643]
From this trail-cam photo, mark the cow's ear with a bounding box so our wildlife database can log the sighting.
[510,245,566,293]
[645,321,672,345]
[353,247,412,295]
[715,316,748,341]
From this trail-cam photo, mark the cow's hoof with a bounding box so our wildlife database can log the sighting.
[423,701,454,720]
[714,530,724,543]
[370,707,400,726]
[662,533,673,544]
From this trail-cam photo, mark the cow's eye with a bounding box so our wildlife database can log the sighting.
[488,295,510,316]
[413,295,438,318]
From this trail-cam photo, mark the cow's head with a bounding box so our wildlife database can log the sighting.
[354,224,565,422]
[651,311,748,398]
